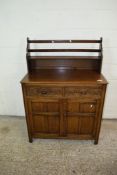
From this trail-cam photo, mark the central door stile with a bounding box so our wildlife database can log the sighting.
[59,99,67,137]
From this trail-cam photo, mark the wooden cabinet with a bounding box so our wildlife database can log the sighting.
[22,83,106,144]
[21,38,108,144]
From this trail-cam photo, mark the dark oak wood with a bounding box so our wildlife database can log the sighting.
[26,38,102,73]
[21,38,108,144]
[29,56,101,60]
[28,39,101,43]
[22,69,107,84]
[28,49,101,52]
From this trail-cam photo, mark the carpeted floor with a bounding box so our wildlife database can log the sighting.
[0,116,117,175]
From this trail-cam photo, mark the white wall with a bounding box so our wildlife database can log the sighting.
[0,0,117,118]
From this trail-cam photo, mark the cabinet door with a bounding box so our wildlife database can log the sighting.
[28,99,60,136]
[65,99,99,138]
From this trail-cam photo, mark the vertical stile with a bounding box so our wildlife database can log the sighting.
[99,37,103,73]
[27,37,30,72]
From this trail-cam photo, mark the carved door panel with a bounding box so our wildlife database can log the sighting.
[64,100,80,136]
[28,99,60,136]
[65,99,99,137]
[79,102,97,135]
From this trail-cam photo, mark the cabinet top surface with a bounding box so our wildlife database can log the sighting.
[21,69,108,85]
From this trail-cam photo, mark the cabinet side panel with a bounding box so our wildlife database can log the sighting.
[94,85,107,144]
[21,84,33,142]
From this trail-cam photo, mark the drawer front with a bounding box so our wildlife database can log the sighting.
[64,86,102,98]
[26,86,62,97]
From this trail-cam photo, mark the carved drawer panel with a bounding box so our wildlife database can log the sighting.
[64,86,102,98]
[26,86,62,97]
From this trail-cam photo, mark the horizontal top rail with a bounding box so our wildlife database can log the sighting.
[28,39,102,43]
[29,56,101,60]
[28,49,101,52]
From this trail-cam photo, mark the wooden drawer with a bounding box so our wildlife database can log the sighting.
[26,86,62,97]
[64,86,102,98]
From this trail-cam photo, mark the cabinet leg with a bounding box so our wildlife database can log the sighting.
[29,137,33,143]
[94,140,98,145]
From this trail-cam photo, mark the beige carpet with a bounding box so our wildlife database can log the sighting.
[0,116,117,175]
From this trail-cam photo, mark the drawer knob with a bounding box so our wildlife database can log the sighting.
[90,104,93,108]
[41,89,47,94]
